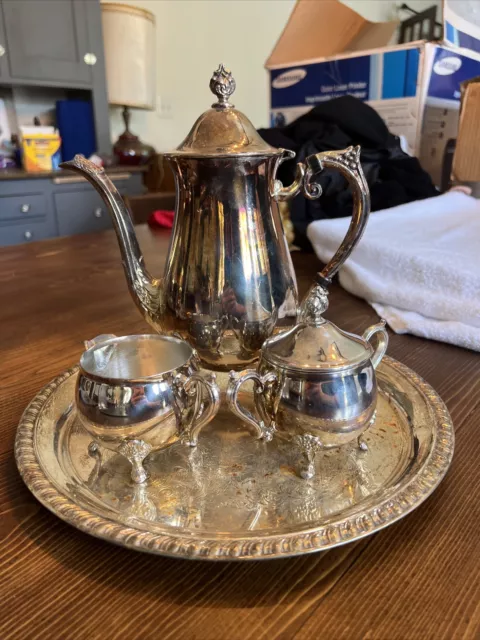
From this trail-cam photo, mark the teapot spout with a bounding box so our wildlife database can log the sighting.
[59,155,162,326]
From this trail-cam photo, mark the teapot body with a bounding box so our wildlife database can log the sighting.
[161,154,298,370]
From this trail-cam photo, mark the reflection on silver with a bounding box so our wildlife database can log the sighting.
[227,286,389,478]
[15,358,454,560]
[59,65,370,372]
[76,334,220,483]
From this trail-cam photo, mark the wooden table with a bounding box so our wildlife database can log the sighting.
[1,227,479,640]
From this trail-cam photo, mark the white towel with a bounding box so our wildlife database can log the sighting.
[307,191,480,351]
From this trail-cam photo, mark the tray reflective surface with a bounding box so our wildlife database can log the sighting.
[15,356,454,560]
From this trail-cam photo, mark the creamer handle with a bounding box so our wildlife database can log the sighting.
[226,370,277,441]
[177,373,221,446]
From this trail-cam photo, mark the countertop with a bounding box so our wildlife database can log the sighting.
[0,226,478,639]
[0,164,148,180]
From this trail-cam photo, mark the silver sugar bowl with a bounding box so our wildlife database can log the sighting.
[76,334,220,483]
[227,284,388,479]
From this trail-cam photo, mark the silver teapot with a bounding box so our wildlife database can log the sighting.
[61,64,370,371]
[227,284,389,479]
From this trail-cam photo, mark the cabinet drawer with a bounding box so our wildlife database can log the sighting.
[0,193,47,221]
[55,191,113,237]
[0,218,56,247]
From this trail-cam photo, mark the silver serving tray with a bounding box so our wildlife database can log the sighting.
[15,357,454,561]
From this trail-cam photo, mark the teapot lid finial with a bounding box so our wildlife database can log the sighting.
[210,64,236,108]
[166,64,279,157]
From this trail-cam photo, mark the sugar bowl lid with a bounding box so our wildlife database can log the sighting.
[166,64,280,158]
[262,285,374,372]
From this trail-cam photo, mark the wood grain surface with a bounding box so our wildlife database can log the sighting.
[0,226,479,640]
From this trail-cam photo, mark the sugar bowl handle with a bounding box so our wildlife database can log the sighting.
[226,370,278,442]
[363,321,389,369]
[176,372,221,446]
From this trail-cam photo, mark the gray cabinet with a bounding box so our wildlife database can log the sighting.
[0,171,145,247]
[0,217,56,246]
[2,0,93,85]
[0,192,48,222]
[55,191,112,237]
[0,0,111,153]
[0,179,56,247]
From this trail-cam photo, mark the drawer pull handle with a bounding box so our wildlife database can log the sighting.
[24,230,33,240]
[94,208,103,218]
[21,204,30,214]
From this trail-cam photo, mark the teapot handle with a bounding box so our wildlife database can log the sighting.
[304,146,370,284]
[273,146,370,285]
[271,149,305,201]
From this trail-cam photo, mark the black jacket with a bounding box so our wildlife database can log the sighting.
[258,96,438,251]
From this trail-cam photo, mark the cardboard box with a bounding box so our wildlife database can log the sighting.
[21,126,61,173]
[452,77,480,182]
[266,0,480,186]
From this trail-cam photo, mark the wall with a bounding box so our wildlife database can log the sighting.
[109,0,296,152]
[108,0,442,153]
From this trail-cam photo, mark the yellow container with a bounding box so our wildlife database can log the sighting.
[21,130,61,172]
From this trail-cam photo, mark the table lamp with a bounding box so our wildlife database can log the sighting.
[101,2,156,165]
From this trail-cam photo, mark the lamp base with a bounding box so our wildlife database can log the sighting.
[113,106,155,166]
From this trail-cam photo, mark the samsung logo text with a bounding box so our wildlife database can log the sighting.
[433,56,462,76]
[272,68,307,89]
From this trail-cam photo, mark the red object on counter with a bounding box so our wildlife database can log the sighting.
[148,210,175,229]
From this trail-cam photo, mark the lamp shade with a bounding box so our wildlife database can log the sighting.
[101,2,155,110]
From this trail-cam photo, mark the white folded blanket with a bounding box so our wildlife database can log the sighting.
[307,191,480,351]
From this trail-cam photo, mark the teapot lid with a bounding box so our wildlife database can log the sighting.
[262,285,373,372]
[167,64,280,158]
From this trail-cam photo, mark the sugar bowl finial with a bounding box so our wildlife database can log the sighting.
[298,283,330,326]
[210,64,236,108]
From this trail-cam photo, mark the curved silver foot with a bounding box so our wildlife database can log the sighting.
[358,437,369,452]
[118,439,152,484]
[300,461,316,480]
[293,434,322,480]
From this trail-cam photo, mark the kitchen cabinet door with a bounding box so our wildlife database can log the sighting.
[2,0,94,86]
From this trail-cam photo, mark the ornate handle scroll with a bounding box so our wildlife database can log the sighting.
[226,370,278,441]
[304,145,370,284]
[362,321,389,369]
[271,149,305,201]
[176,372,221,446]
